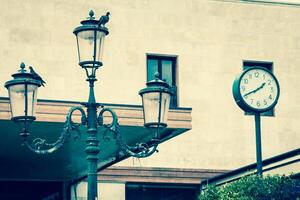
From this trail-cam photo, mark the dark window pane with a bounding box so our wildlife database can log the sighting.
[243,61,273,71]
[126,183,198,200]
[161,60,173,85]
[147,59,158,82]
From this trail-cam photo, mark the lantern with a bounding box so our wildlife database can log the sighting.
[73,10,109,78]
[5,63,42,134]
[139,73,173,128]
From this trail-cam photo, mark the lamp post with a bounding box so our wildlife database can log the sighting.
[4,11,173,200]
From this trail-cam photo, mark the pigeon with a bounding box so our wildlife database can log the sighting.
[29,66,46,87]
[98,12,110,27]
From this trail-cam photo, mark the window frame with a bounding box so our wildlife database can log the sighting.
[146,54,177,86]
[146,54,178,108]
[126,182,199,200]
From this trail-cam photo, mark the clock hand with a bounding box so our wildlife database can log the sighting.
[243,83,266,97]
[254,82,266,93]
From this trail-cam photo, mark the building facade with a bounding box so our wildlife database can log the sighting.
[0,0,299,199]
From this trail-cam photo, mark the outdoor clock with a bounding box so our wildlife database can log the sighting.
[232,67,280,113]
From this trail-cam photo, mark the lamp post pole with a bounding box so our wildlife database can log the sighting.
[85,77,100,200]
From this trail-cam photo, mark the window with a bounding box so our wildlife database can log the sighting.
[126,183,198,200]
[147,54,177,107]
[243,60,274,117]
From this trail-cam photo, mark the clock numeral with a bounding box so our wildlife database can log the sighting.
[241,85,245,92]
[250,99,254,104]
[267,80,271,85]
[244,79,248,84]
[270,87,274,93]
[263,74,266,80]
[269,95,272,100]
[248,74,252,79]
[263,99,267,105]
[254,72,259,78]
[256,101,261,107]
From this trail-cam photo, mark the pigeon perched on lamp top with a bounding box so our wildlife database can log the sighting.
[29,66,46,87]
[98,12,110,27]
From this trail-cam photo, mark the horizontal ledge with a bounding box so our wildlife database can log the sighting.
[0,97,192,111]
[96,166,228,184]
[0,97,192,129]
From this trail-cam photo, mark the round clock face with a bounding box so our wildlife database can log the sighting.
[232,67,280,113]
[239,68,279,111]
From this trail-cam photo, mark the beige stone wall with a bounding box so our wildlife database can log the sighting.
[0,0,299,171]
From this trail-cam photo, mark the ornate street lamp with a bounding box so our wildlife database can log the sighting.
[4,11,173,200]
[139,73,172,129]
[4,62,42,136]
[73,10,108,79]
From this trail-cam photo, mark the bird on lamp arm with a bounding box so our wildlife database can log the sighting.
[29,66,46,87]
[98,12,110,27]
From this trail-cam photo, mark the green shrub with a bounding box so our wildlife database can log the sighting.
[199,174,300,200]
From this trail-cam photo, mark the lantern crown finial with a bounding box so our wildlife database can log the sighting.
[154,72,160,80]
[20,62,25,69]
[19,62,26,73]
[88,10,95,20]
[153,72,167,83]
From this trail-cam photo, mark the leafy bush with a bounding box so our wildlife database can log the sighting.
[199,174,300,200]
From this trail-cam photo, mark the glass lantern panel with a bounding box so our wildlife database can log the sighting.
[77,30,105,64]
[8,84,38,118]
[142,92,160,125]
[160,92,171,124]
[97,31,105,62]
[142,91,171,125]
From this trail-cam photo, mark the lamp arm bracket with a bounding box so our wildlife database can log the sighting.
[98,108,158,158]
[120,141,159,158]
[22,106,87,154]
[97,107,159,158]
[97,107,119,132]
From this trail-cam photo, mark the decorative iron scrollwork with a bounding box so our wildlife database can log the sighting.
[22,105,160,158]
[97,107,160,158]
[22,106,87,154]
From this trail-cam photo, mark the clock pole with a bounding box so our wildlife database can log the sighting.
[254,113,263,175]
[233,67,280,176]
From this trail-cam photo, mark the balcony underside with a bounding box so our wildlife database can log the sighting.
[0,98,192,182]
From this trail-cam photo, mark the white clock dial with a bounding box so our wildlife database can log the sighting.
[239,68,278,110]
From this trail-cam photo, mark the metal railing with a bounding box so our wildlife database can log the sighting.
[200,148,300,189]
